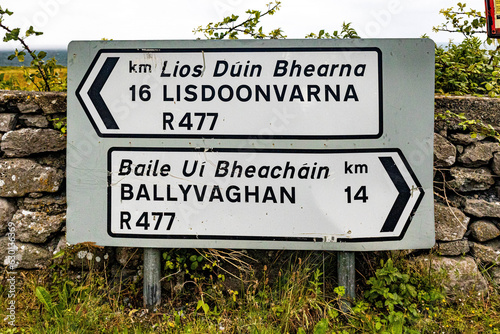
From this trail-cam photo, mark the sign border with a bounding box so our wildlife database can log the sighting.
[107,147,424,243]
[77,47,383,140]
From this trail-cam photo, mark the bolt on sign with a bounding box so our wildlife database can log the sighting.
[67,39,435,251]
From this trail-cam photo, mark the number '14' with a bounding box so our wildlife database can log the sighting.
[345,186,368,203]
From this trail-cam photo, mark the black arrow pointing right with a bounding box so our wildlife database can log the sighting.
[87,57,120,130]
[378,156,411,233]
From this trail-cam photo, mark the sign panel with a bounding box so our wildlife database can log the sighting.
[486,0,500,38]
[67,39,435,251]
[108,148,423,243]
[76,48,382,139]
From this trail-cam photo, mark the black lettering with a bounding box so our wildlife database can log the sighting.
[215,160,229,177]
[184,84,197,102]
[281,187,295,204]
[344,85,359,101]
[179,184,192,201]
[226,185,241,203]
[214,60,228,77]
[136,184,150,200]
[121,184,133,200]
[289,85,304,101]
[273,60,288,77]
[202,85,215,101]
[118,159,133,175]
[129,61,137,73]
[218,85,234,102]
[163,112,174,130]
[262,187,277,203]
[354,64,366,76]
[120,211,131,229]
[209,185,224,202]
[245,186,259,203]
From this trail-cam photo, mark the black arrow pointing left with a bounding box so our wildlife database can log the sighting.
[87,57,120,130]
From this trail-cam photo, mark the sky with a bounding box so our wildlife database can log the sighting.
[0,0,488,50]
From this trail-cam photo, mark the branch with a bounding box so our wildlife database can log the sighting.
[0,22,51,91]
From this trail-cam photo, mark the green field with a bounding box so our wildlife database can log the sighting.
[0,66,67,91]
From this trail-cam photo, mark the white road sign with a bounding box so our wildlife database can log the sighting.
[108,148,423,243]
[67,39,435,251]
[76,47,382,139]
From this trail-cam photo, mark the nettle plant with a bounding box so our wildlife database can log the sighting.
[0,6,65,91]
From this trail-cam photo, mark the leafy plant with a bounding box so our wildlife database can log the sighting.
[435,109,500,141]
[363,258,445,333]
[433,2,488,38]
[193,1,285,40]
[433,2,500,96]
[305,22,360,39]
[50,117,68,134]
[0,6,65,91]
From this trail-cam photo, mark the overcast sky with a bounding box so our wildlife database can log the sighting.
[0,0,487,50]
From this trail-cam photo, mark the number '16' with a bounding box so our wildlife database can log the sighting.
[130,85,151,101]
[345,186,368,203]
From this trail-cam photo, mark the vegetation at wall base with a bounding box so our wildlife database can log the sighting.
[2,248,500,333]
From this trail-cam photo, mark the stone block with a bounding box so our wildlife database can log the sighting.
[435,202,469,241]
[0,159,64,197]
[1,128,66,157]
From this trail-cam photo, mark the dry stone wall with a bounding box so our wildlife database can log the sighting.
[0,91,500,297]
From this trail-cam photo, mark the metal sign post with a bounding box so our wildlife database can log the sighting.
[67,39,435,309]
[337,252,356,311]
[143,248,161,309]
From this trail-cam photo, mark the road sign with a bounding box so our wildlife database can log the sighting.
[75,47,382,139]
[67,39,435,251]
[108,148,423,242]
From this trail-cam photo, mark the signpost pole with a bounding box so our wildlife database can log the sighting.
[337,251,355,312]
[143,248,161,310]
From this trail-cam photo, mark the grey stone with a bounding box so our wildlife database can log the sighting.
[448,167,495,192]
[0,114,17,132]
[0,236,51,269]
[46,234,68,257]
[18,114,49,128]
[115,247,142,268]
[470,220,500,242]
[1,128,66,157]
[449,132,485,145]
[435,202,469,241]
[0,158,64,197]
[457,141,500,167]
[17,194,66,215]
[0,198,16,235]
[490,266,500,286]
[470,240,500,264]
[0,91,66,114]
[492,153,500,175]
[464,198,500,218]
[16,101,40,113]
[434,240,470,256]
[12,210,65,243]
[434,133,456,167]
[17,93,66,114]
[35,153,66,170]
[435,95,500,130]
[412,255,488,299]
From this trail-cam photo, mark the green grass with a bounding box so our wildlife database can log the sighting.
[1,247,500,333]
